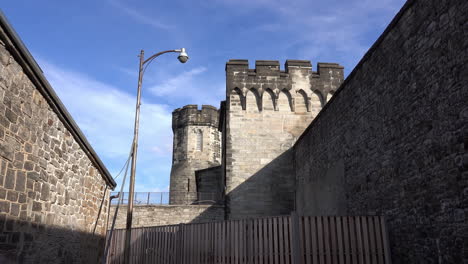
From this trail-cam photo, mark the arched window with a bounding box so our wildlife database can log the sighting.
[196,130,203,151]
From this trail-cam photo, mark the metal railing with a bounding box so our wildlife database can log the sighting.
[110,192,222,206]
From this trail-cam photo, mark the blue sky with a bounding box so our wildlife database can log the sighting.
[2,0,405,192]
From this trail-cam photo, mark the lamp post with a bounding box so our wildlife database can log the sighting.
[125,48,189,263]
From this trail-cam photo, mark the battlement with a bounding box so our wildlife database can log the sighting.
[226,59,344,107]
[172,104,219,131]
[226,59,323,74]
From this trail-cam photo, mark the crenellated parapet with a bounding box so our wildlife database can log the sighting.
[226,59,344,112]
[172,105,219,131]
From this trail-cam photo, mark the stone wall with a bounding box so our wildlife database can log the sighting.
[196,166,223,203]
[224,60,343,219]
[109,205,225,229]
[170,105,222,204]
[294,0,467,262]
[0,15,115,263]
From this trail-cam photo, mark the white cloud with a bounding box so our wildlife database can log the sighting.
[149,67,207,96]
[147,66,224,107]
[38,59,174,189]
[218,0,405,70]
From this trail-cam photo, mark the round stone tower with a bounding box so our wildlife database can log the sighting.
[169,105,221,204]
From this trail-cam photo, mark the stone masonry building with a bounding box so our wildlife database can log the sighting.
[0,12,116,263]
[166,0,468,262]
[169,60,344,220]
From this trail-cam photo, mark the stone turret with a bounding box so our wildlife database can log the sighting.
[169,105,221,204]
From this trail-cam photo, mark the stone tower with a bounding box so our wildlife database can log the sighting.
[223,60,344,219]
[169,105,221,204]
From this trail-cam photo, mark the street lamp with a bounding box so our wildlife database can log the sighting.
[124,48,189,263]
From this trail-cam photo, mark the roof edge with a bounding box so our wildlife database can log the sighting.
[0,10,116,189]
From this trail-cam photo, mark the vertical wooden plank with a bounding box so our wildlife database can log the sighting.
[342,217,350,264]
[330,217,338,264]
[310,217,318,264]
[348,217,357,264]
[316,216,324,264]
[269,218,274,264]
[368,217,378,264]
[304,216,311,264]
[299,217,305,264]
[202,223,206,264]
[285,217,291,264]
[373,217,384,264]
[264,217,269,264]
[380,216,392,264]
[167,226,171,263]
[355,217,364,264]
[163,227,168,263]
[291,212,302,264]
[336,217,345,264]
[361,217,371,264]
[188,225,192,264]
[278,217,284,264]
[241,220,245,264]
[198,224,202,264]
[258,218,263,264]
[222,221,226,264]
[251,219,256,264]
[223,221,227,264]
[323,217,331,264]
[273,217,279,264]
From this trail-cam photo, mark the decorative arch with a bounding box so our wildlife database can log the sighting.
[295,89,309,113]
[262,88,276,111]
[277,89,293,112]
[230,87,245,110]
[246,88,261,112]
[310,90,323,112]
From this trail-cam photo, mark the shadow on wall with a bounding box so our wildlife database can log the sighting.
[0,216,106,264]
[191,148,296,223]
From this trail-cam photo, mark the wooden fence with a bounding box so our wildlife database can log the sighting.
[106,215,391,264]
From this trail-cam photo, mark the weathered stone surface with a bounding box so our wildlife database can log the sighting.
[170,105,222,204]
[110,204,225,229]
[224,60,343,219]
[0,22,113,263]
[294,0,468,262]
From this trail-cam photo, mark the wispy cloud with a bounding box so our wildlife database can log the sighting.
[148,66,224,107]
[149,66,206,96]
[218,0,405,70]
[39,58,173,191]
[107,0,173,30]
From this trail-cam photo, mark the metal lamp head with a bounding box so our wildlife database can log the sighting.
[177,48,189,63]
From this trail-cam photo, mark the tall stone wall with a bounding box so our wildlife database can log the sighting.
[294,0,467,262]
[109,204,225,229]
[170,105,221,204]
[0,16,114,263]
[225,60,343,219]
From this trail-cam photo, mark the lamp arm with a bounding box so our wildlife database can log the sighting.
[143,49,180,65]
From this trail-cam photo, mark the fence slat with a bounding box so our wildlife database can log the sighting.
[278,217,284,264]
[368,217,378,264]
[356,216,364,264]
[304,216,311,264]
[336,217,344,264]
[285,216,291,264]
[362,217,371,264]
[316,216,324,264]
[330,217,338,264]
[342,217,350,264]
